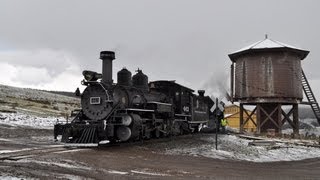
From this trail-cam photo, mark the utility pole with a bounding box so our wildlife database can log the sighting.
[215,98,218,150]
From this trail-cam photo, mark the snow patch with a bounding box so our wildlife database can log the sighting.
[131,169,171,176]
[107,170,129,175]
[230,38,306,54]
[167,135,320,162]
[0,175,31,180]
[0,138,14,142]
[0,112,62,129]
[54,174,84,180]
[0,148,35,155]
[17,159,91,170]
[53,149,89,154]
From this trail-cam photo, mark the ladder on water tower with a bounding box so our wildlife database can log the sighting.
[301,69,320,124]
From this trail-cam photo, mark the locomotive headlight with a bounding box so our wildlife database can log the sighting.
[82,70,102,81]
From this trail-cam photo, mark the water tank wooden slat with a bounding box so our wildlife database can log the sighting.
[234,51,303,103]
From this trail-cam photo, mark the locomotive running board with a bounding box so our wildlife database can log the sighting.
[188,121,208,124]
[125,108,155,112]
[175,114,191,117]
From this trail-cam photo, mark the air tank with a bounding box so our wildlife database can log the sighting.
[117,68,132,86]
[132,69,149,91]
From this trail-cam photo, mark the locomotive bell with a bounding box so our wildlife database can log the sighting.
[100,51,115,85]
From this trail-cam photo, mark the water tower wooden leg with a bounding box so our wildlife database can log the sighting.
[293,104,299,136]
[240,104,244,133]
[278,104,282,134]
[256,104,261,134]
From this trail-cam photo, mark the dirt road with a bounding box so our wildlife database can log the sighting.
[0,125,319,179]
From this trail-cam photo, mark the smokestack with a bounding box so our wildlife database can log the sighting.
[100,51,115,85]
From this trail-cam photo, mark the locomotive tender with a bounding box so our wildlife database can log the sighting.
[54,51,214,143]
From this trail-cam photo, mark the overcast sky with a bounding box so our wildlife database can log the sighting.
[0,0,320,100]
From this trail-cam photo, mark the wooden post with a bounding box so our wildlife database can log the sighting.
[278,104,282,134]
[230,63,234,103]
[215,98,218,150]
[293,104,299,136]
[256,104,261,134]
[240,103,244,133]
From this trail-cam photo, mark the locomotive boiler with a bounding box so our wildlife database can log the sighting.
[54,51,214,144]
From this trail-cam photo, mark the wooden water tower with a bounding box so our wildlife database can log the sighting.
[228,36,309,135]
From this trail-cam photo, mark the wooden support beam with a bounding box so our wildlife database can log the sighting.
[277,104,282,133]
[281,109,295,128]
[260,105,279,128]
[243,107,257,127]
[293,104,299,136]
[257,104,261,133]
[281,108,293,126]
[240,104,244,133]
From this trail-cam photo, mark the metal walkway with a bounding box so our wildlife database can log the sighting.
[301,69,320,124]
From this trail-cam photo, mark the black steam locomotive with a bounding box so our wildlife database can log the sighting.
[54,51,214,143]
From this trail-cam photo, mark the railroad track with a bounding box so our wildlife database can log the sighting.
[0,137,172,161]
[0,145,80,161]
[97,133,206,148]
[0,133,211,161]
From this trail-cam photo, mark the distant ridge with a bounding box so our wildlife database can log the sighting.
[0,84,80,117]
[41,90,79,98]
[0,84,79,99]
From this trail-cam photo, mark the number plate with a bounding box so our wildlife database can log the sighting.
[90,97,101,105]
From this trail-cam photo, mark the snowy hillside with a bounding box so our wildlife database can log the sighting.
[0,84,79,129]
[0,84,80,117]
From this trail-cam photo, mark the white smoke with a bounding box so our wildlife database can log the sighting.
[201,69,230,101]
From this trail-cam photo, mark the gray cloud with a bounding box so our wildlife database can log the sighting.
[0,0,319,98]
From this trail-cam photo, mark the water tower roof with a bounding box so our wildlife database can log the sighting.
[228,38,309,62]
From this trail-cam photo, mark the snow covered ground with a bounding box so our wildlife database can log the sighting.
[167,134,320,162]
[0,112,65,129]
[1,110,319,163]
[0,176,29,180]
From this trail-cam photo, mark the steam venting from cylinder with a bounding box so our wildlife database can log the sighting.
[100,51,115,85]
